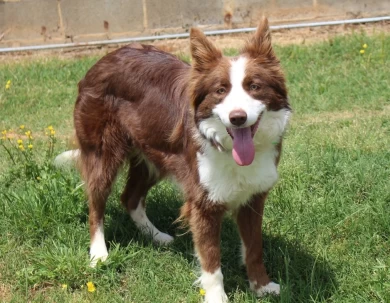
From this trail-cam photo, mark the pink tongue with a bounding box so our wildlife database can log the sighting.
[231,127,255,166]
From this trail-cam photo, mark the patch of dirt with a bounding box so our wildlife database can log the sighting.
[0,264,12,302]
[0,284,12,302]
[0,21,389,62]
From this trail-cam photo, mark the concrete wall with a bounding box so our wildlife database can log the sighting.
[1,0,389,47]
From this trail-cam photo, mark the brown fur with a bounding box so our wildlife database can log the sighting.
[236,193,270,287]
[73,17,288,295]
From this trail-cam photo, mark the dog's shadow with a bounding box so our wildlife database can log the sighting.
[99,182,336,302]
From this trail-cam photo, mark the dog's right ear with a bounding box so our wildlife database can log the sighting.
[190,28,222,72]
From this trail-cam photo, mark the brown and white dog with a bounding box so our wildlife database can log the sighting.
[55,17,290,302]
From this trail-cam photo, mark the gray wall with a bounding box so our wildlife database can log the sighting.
[1,0,389,47]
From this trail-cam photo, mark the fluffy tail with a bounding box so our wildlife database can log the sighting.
[54,149,80,169]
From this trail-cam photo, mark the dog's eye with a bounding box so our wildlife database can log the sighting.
[250,84,260,91]
[216,87,226,95]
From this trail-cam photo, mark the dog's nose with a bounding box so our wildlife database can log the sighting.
[229,110,247,126]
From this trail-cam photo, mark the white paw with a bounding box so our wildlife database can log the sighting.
[252,281,280,297]
[198,268,228,302]
[153,232,174,245]
[204,287,228,303]
[89,253,108,268]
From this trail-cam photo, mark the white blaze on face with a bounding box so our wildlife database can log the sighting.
[212,56,265,166]
[213,56,265,128]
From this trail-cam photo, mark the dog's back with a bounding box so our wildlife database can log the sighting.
[74,44,191,155]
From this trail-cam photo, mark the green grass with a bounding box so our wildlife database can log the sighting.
[1,32,389,302]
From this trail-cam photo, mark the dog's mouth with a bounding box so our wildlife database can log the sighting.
[226,112,263,166]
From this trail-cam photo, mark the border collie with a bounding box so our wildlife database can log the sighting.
[55,17,290,302]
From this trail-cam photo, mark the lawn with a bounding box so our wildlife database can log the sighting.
[0,32,389,302]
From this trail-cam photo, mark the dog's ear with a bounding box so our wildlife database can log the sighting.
[190,28,222,72]
[242,17,275,59]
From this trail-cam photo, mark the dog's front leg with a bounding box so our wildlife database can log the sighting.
[236,193,280,297]
[189,203,228,303]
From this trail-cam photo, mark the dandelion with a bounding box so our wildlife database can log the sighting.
[61,284,68,290]
[47,125,54,130]
[18,145,25,151]
[28,144,33,149]
[50,129,56,136]
[25,130,33,139]
[363,43,368,49]
[5,80,11,90]
[86,281,96,293]
[360,49,365,54]
[199,288,206,296]
[20,125,25,130]
[17,139,23,145]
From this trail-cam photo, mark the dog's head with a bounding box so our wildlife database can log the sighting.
[189,17,290,166]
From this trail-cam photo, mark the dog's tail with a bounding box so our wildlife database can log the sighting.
[54,149,80,169]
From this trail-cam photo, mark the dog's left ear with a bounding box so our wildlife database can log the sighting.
[242,17,275,59]
[190,28,222,72]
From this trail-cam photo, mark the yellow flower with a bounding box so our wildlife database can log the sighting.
[25,130,33,139]
[1,130,6,135]
[28,144,33,149]
[20,125,25,130]
[17,139,23,144]
[50,129,56,136]
[61,284,68,290]
[5,80,11,90]
[363,43,368,49]
[18,145,25,151]
[47,125,54,130]
[360,49,365,54]
[86,281,96,293]
[199,288,206,296]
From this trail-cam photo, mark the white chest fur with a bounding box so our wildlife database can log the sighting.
[196,108,290,209]
[197,144,278,209]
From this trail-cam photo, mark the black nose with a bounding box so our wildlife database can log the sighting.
[229,109,247,126]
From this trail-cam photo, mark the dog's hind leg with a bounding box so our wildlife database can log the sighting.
[81,149,125,267]
[121,158,174,245]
